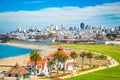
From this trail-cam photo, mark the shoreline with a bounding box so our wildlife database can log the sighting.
[0,42,58,67]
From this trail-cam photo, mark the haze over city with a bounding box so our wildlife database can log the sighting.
[0,0,120,33]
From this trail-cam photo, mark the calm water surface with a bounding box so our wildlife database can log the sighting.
[0,44,33,59]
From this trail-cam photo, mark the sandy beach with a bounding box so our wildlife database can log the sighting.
[0,42,58,70]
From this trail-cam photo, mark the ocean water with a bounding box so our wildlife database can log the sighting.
[0,44,33,59]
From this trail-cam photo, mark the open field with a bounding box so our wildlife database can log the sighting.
[57,44,120,80]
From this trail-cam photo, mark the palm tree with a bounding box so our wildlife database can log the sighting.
[54,51,62,74]
[30,50,42,75]
[86,51,93,67]
[70,51,78,69]
[47,59,55,77]
[60,54,68,74]
[79,51,86,69]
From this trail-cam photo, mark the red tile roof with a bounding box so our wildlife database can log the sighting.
[6,63,29,75]
[66,62,75,66]
[44,53,54,58]
[45,48,71,59]
[60,50,71,59]
[27,60,47,71]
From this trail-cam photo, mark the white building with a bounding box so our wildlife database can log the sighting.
[27,48,76,76]
[44,48,76,71]
[105,41,120,45]
[17,27,22,32]
[27,60,50,76]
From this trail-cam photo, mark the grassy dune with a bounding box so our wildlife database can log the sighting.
[58,44,120,80]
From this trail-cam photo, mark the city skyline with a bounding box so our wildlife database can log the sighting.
[0,0,120,33]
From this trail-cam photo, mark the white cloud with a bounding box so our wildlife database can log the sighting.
[0,2,120,31]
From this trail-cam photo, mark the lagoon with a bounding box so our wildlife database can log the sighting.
[0,44,33,59]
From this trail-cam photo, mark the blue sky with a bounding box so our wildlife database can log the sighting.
[0,0,120,33]
[0,0,119,12]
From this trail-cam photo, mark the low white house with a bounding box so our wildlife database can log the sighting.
[27,48,76,76]
[4,63,29,80]
[44,48,76,71]
[95,40,120,45]
[105,41,120,45]
[27,60,50,76]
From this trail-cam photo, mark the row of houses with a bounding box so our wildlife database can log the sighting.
[27,48,75,76]
[4,48,75,80]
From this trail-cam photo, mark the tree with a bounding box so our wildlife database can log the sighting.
[54,51,62,74]
[80,51,86,69]
[0,34,11,43]
[47,59,55,77]
[60,54,68,74]
[106,33,111,38]
[70,51,78,69]
[112,34,117,38]
[30,50,42,75]
[86,51,93,67]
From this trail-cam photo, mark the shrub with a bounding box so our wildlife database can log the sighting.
[94,55,107,60]
[80,65,99,71]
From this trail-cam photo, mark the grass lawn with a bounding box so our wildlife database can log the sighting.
[57,44,120,80]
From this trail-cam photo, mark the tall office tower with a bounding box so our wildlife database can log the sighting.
[50,24,54,30]
[55,26,58,30]
[85,25,89,30]
[119,26,120,31]
[74,26,77,30]
[69,27,73,31]
[80,23,85,29]
[17,27,22,32]
[61,24,65,30]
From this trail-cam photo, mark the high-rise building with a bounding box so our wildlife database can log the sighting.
[55,26,58,30]
[17,27,22,32]
[80,23,85,29]
[49,24,54,30]
[74,26,77,30]
[85,25,89,30]
[119,26,120,31]
[69,27,73,31]
[61,24,65,30]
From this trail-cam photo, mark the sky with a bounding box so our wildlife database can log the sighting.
[0,0,120,33]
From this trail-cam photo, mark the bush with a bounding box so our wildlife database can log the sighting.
[80,65,99,71]
[94,55,107,60]
[16,78,20,80]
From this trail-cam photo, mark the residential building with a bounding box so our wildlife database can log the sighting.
[4,63,29,80]
[44,48,76,71]
[27,60,50,76]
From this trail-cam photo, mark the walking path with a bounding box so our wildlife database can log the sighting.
[60,58,119,79]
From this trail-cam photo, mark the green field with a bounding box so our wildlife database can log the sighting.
[58,44,120,80]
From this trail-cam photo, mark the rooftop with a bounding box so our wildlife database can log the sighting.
[27,60,47,71]
[5,63,29,75]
